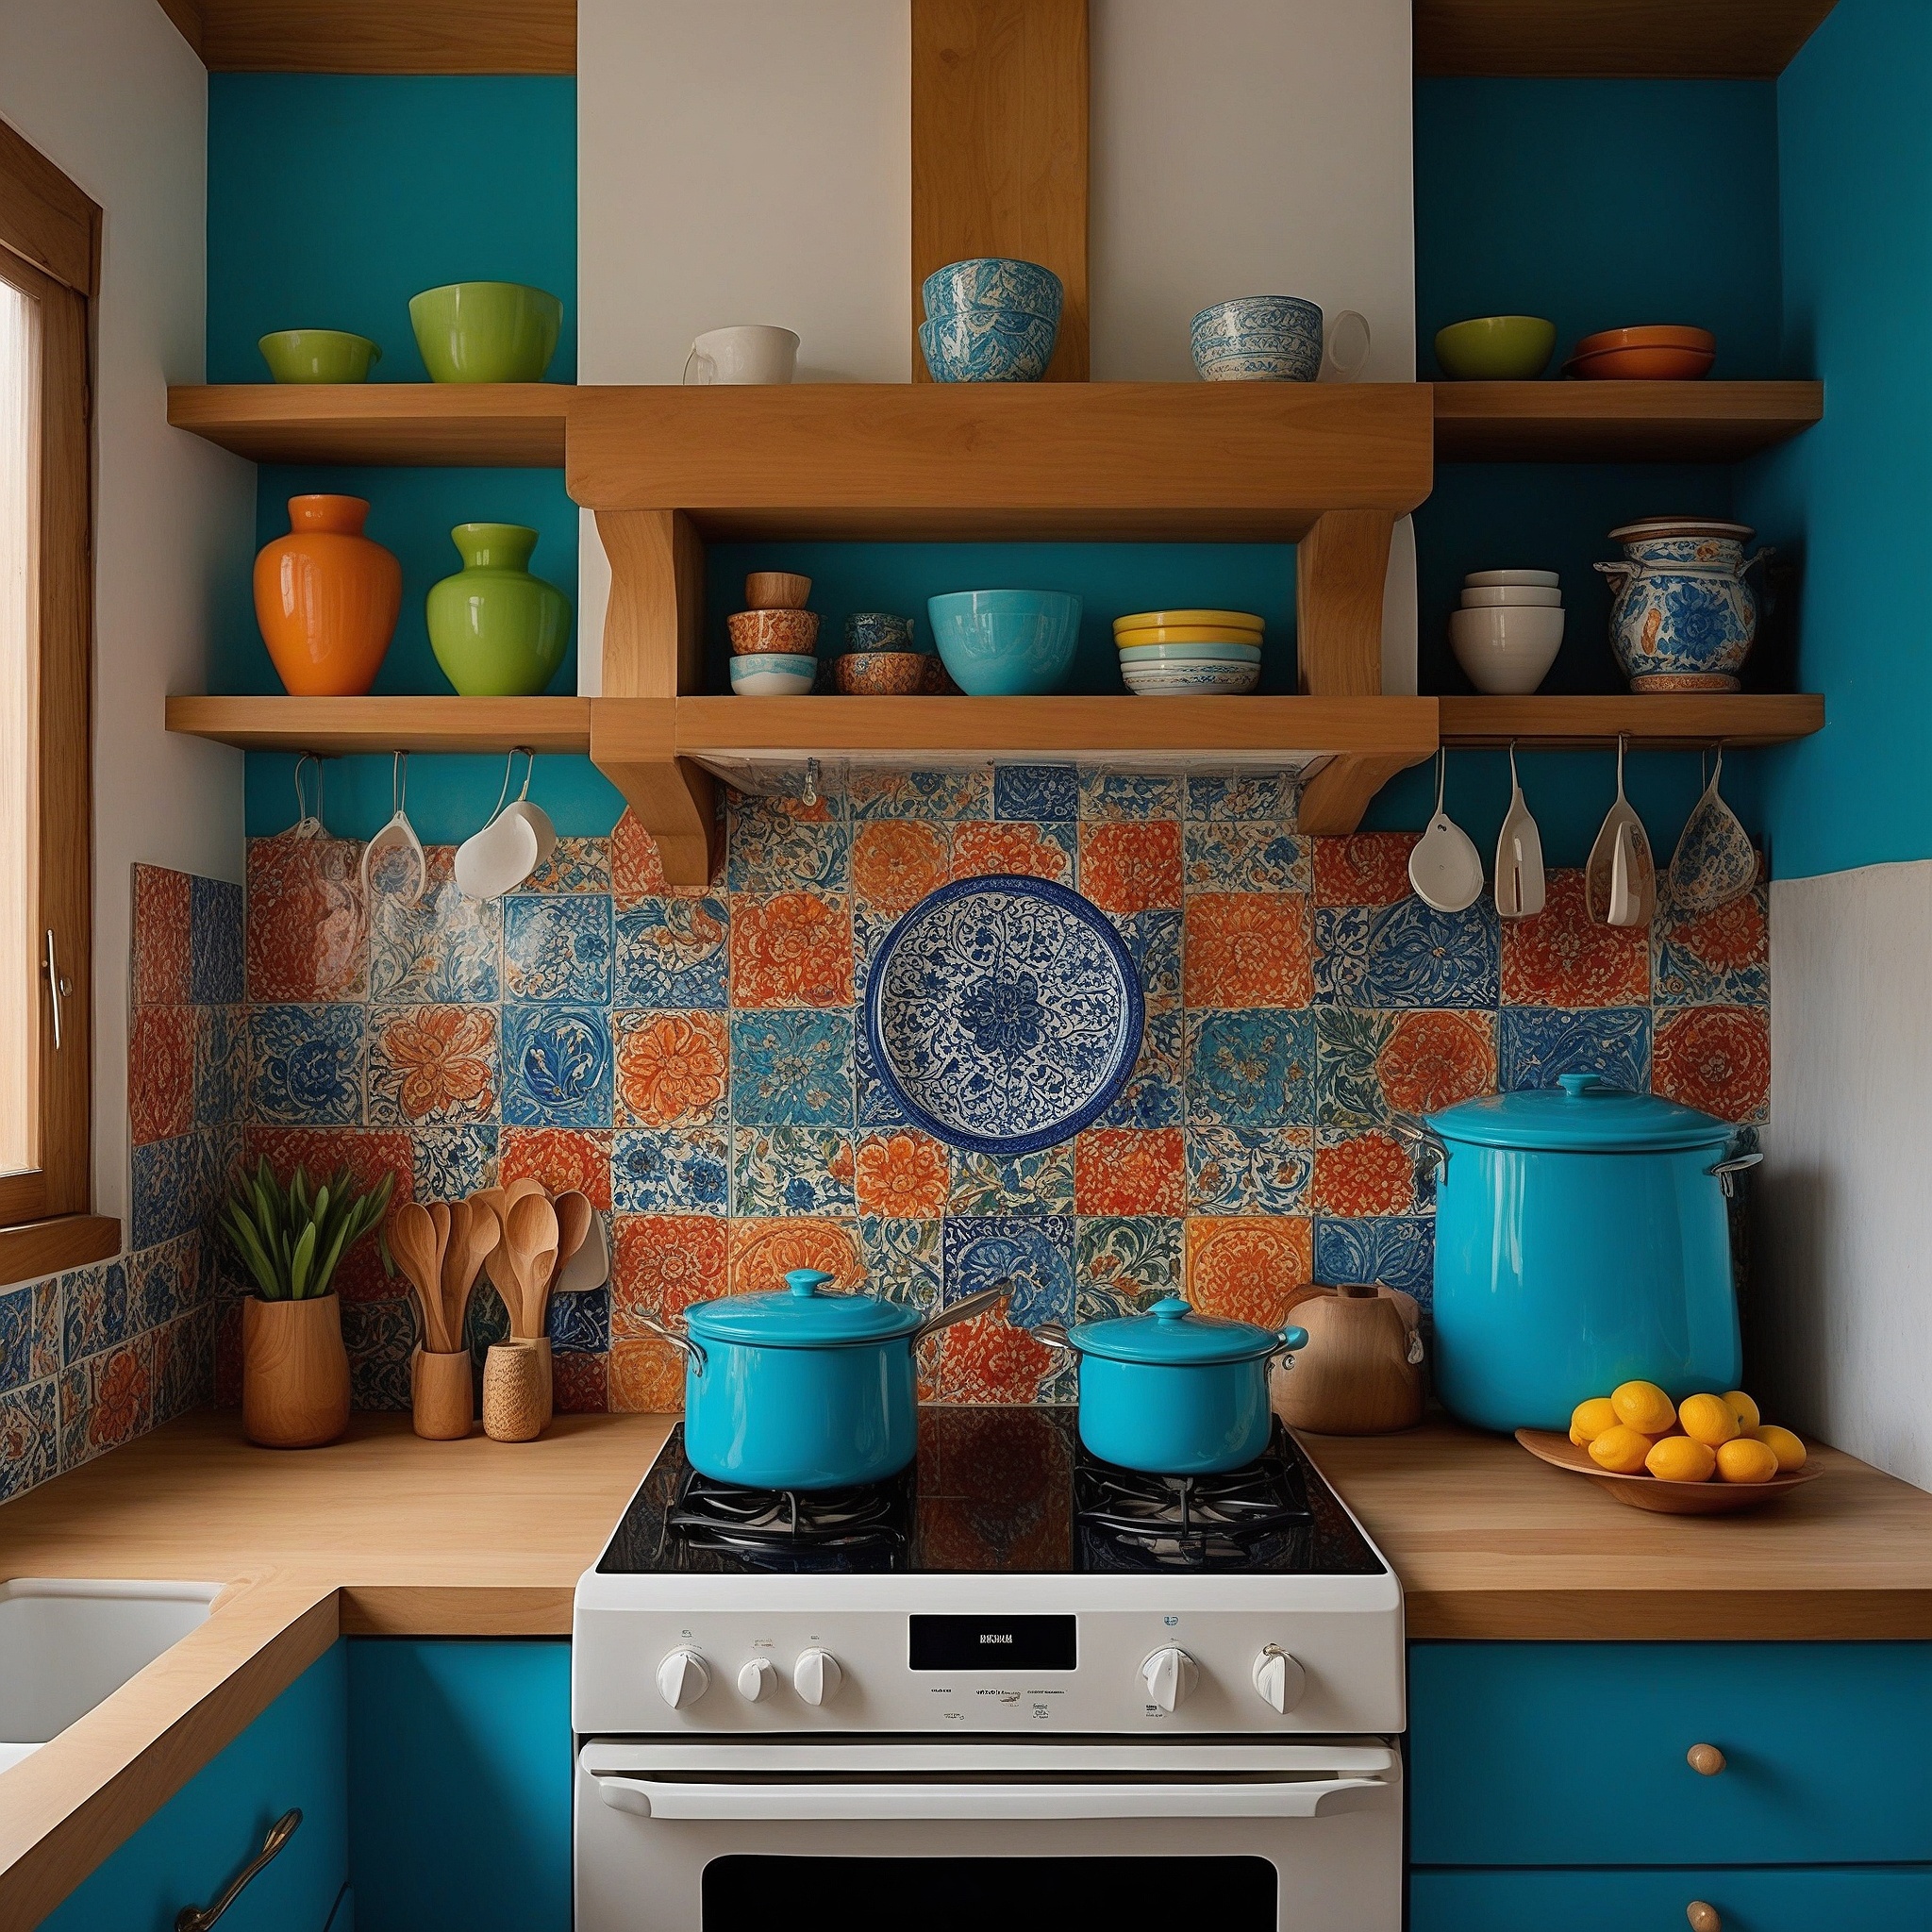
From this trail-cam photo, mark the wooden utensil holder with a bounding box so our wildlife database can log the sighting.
[411,1348,475,1441]
[483,1340,547,1442]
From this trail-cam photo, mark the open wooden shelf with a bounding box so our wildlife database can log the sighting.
[166,385,570,466]
[1440,692,1824,750]
[164,695,591,755]
[1433,381,1824,462]
[1415,0,1837,77]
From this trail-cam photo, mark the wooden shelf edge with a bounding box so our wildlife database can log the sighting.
[0,1214,119,1289]
[165,385,570,466]
[1441,692,1824,750]
[164,695,592,756]
[1432,380,1824,462]
[1414,0,1837,79]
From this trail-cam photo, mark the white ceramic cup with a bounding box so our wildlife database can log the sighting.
[1466,568,1559,588]
[682,325,799,386]
[501,797,557,868]
[1461,585,1562,608]
[1320,309,1373,382]
[1449,604,1565,695]
[455,809,541,901]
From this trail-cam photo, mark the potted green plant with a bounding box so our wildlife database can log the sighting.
[220,1160,392,1448]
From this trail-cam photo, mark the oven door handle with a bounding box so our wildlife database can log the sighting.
[590,1772,1392,1823]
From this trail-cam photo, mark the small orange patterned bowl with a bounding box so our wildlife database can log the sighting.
[834,651,926,695]
[728,608,820,657]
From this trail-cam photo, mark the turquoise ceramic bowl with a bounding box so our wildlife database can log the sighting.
[926,591,1081,696]
[1117,641,1262,664]
[408,282,562,383]
[922,258,1063,324]
[729,652,818,696]
[258,329,381,383]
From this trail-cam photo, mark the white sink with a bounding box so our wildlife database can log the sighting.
[0,1578,224,1772]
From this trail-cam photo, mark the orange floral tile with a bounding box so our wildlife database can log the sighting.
[854,1131,950,1218]
[1312,833,1416,908]
[1311,1132,1413,1216]
[608,1334,686,1413]
[1081,821,1182,915]
[1654,1006,1769,1120]
[1501,870,1647,1008]
[851,820,949,917]
[728,1218,865,1297]
[245,830,368,1002]
[729,891,855,1008]
[500,1127,613,1210]
[1074,1127,1185,1216]
[611,809,668,901]
[1183,893,1313,1008]
[1184,1216,1313,1328]
[950,821,1072,883]
[132,865,192,1006]
[88,1339,153,1452]
[925,1312,1056,1404]
[1667,891,1767,974]
[1375,1009,1496,1115]
[368,1006,496,1125]
[128,1005,194,1146]
[612,1214,728,1332]
[616,1010,728,1126]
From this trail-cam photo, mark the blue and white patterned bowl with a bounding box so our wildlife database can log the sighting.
[1116,641,1262,664]
[728,651,817,696]
[922,258,1063,324]
[1120,660,1260,695]
[845,611,918,653]
[865,874,1143,1156]
[1191,295,1324,382]
[920,308,1059,383]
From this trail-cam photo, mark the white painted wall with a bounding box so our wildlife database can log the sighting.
[0,0,253,1222]
[1758,862,1932,1491]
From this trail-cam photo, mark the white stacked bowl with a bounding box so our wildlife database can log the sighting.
[1449,569,1563,693]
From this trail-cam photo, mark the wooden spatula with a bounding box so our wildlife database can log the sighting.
[504,1191,560,1341]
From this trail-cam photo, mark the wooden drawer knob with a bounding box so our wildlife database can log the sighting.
[1687,1743,1727,1776]
[1687,1904,1721,1932]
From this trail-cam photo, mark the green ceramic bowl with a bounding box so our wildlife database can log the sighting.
[258,329,381,383]
[1434,315,1557,380]
[408,282,563,384]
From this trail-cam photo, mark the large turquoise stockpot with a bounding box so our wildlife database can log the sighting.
[1416,1074,1758,1433]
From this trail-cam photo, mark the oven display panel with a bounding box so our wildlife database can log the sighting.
[908,1615,1077,1671]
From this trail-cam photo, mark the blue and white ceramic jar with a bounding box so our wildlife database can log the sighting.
[919,258,1064,382]
[1594,519,1772,691]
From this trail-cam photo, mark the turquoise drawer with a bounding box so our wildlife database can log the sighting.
[1410,1641,1932,1867]
[1412,1865,1932,1931]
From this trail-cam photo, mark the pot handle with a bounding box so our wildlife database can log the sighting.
[1390,1115,1449,1178]
[637,1313,708,1376]
[1739,545,1774,579]
[910,1279,1011,1346]
[1033,1321,1073,1354]
[1269,1325,1311,1369]
[1707,1150,1763,1199]
[1593,559,1638,586]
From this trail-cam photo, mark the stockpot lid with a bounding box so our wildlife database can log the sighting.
[1428,1073,1731,1152]
[685,1269,924,1348]
[1067,1295,1283,1366]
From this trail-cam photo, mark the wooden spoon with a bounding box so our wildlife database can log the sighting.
[427,1200,451,1305]
[391,1202,447,1352]
[504,1192,560,1341]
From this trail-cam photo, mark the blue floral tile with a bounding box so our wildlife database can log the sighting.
[0,1287,30,1391]
[504,893,613,1004]
[727,796,848,892]
[411,1126,498,1200]
[1078,771,1182,822]
[949,1143,1075,1215]
[1109,908,1182,1009]
[248,1004,364,1125]
[613,1127,729,1214]
[1314,1007,1391,1141]
[154,1307,214,1423]
[62,1260,127,1365]
[1187,774,1295,822]
[1651,889,1770,1008]
[1313,1216,1436,1307]
[525,836,611,893]
[1499,1008,1651,1094]
[194,1005,248,1127]
[1187,1126,1314,1214]
[1098,1008,1182,1128]
[342,1296,414,1411]
[370,865,501,1004]
[614,897,728,1008]
[1315,900,1500,1009]
[856,1024,909,1128]
[502,1005,614,1128]
[131,1135,201,1248]
[1074,1215,1181,1319]
[129,1235,197,1332]
[31,1278,58,1378]
[995,764,1078,822]
[942,1215,1074,1327]
[1183,822,1307,893]
[189,874,244,1004]
[1185,1008,1314,1126]
[730,1010,854,1125]
[858,1216,941,1311]
[547,1284,610,1354]
[0,1382,56,1499]
[465,1279,511,1366]
[733,1126,857,1217]
[848,768,991,821]
[852,909,897,992]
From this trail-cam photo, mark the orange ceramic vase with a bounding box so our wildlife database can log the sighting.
[253,494,403,695]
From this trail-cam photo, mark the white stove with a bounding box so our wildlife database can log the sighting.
[573,1407,1405,1931]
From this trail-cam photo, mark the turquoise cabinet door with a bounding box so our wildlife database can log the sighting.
[347,1639,571,1932]
[40,1645,348,1932]
[1409,1641,1932,1868]
[1412,1864,1932,1931]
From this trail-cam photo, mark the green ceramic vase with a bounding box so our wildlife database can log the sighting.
[425,524,572,696]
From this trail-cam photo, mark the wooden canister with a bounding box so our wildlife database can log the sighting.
[1274,1284,1425,1435]
[411,1349,475,1441]
[483,1340,547,1442]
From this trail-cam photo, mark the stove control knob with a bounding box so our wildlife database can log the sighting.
[1253,1645,1307,1714]
[793,1649,843,1707]
[656,1649,709,1711]
[737,1658,775,1702]
[1141,1647,1198,1714]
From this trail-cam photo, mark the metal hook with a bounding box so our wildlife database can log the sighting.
[802,757,820,808]
[391,750,408,818]
[489,748,518,824]
[291,755,324,835]
[515,746,537,803]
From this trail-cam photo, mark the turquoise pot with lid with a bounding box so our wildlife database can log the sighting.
[1408,1074,1759,1434]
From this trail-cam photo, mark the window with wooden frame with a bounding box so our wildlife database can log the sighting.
[0,117,109,1279]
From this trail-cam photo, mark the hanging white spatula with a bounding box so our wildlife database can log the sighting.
[1586,735,1656,927]
[1407,749,1484,914]
[1493,744,1545,920]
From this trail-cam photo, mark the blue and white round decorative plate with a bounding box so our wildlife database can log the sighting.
[864,874,1144,1156]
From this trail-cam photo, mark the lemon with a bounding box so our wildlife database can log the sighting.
[1678,1393,1741,1447]
[1753,1424,1807,1472]
[1611,1380,1676,1437]
[1569,1396,1622,1446]
[1589,1424,1656,1474]
[1725,1390,1761,1432]
[1646,1435,1717,1482]
[1716,1437,1780,1484]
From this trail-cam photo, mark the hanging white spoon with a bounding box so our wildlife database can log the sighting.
[1586,734,1656,927]
[1668,746,1757,914]
[1408,749,1484,914]
[456,748,541,900]
[1493,743,1545,920]
[360,750,427,906]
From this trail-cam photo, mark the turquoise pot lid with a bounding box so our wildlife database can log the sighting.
[1429,1073,1730,1152]
[685,1269,923,1349]
[1068,1295,1281,1366]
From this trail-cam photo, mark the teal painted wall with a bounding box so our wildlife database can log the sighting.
[1737,0,1932,879]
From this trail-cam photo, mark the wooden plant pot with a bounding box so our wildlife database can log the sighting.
[242,1293,351,1449]
[411,1349,475,1441]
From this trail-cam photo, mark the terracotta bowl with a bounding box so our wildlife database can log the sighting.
[1566,344,1715,380]
[1516,1428,1823,1514]
[834,650,926,695]
[1572,324,1715,357]
[727,608,820,657]
[745,572,811,610]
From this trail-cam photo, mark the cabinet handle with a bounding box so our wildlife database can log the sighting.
[1686,1742,1727,1776]
[1686,1905,1721,1932]
[42,930,71,1050]
[175,1808,300,1931]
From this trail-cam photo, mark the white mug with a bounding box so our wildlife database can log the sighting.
[1320,310,1373,383]
[682,325,799,386]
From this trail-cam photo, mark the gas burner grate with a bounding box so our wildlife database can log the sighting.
[669,1468,909,1560]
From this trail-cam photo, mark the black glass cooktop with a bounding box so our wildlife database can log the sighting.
[595,1407,1385,1578]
